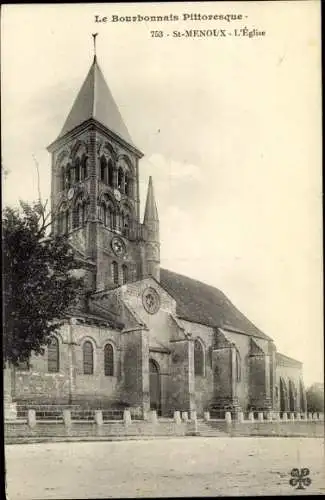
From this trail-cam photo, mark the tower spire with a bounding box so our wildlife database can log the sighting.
[92,33,98,61]
[144,176,159,223]
[143,176,160,281]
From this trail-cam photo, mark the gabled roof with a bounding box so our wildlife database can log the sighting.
[160,268,272,341]
[57,56,135,147]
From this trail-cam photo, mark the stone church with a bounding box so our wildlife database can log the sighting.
[12,53,307,417]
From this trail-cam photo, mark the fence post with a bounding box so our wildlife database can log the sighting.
[181,411,188,422]
[237,411,244,423]
[258,412,264,422]
[174,411,181,424]
[282,412,288,421]
[123,409,132,426]
[266,411,273,421]
[225,412,232,425]
[312,413,318,421]
[150,410,158,424]
[308,412,313,420]
[27,409,36,429]
[295,413,301,421]
[63,409,71,428]
[203,411,210,422]
[248,412,254,422]
[94,410,103,426]
[319,413,324,421]
[190,410,197,422]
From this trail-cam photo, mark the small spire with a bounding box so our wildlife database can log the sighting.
[92,33,98,61]
[144,176,159,222]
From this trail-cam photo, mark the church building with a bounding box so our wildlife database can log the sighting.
[12,51,307,417]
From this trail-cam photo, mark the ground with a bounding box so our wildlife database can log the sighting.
[5,437,325,498]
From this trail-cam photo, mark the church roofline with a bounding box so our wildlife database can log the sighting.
[276,352,302,367]
[47,118,144,158]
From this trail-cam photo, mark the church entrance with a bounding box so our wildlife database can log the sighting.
[149,359,161,416]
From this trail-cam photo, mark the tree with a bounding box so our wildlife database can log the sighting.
[306,383,324,413]
[3,200,85,366]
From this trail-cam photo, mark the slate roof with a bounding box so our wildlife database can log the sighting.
[160,268,272,341]
[276,352,302,367]
[58,56,135,147]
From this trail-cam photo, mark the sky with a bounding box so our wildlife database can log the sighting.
[1,2,323,386]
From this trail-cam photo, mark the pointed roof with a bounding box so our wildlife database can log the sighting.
[57,56,135,147]
[159,268,272,341]
[143,176,159,222]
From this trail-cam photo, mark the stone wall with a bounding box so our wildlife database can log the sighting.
[13,322,124,407]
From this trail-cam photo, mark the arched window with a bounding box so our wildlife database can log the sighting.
[48,337,60,373]
[100,156,107,183]
[105,206,112,229]
[235,350,241,382]
[121,212,129,237]
[73,196,86,229]
[125,173,130,197]
[66,163,72,189]
[83,341,94,375]
[122,264,128,284]
[194,339,204,376]
[100,203,106,224]
[112,261,119,284]
[81,155,88,180]
[57,204,68,235]
[114,209,121,232]
[78,203,85,226]
[118,167,124,192]
[75,157,81,183]
[61,166,66,191]
[104,344,114,376]
[108,159,114,186]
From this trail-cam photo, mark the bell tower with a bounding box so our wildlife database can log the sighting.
[47,41,158,291]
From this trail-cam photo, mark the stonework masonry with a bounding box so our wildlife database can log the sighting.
[9,52,306,418]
